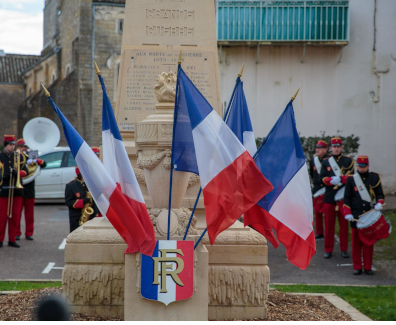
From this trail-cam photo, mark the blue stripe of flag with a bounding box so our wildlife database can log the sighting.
[226,81,253,143]
[254,101,306,211]
[140,241,159,301]
[48,97,84,157]
[99,75,122,141]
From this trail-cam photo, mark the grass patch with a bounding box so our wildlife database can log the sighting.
[0,281,61,292]
[374,212,396,261]
[273,284,396,321]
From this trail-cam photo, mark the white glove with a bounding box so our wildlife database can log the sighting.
[374,203,383,211]
[33,158,37,163]
[345,214,354,221]
[330,176,341,185]
[27,159,33,164]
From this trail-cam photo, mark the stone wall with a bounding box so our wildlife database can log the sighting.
[92,4,124,146]
[0,84,24,138]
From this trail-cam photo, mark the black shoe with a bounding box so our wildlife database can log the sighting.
[26,236,33,241]
[365,269,374,275]
[315,234,324,239]
[0,242,3,248]
[324,252,332,259]
[341,251,350,258]
[354,269,362,275]
[8,242,20,248]
[15,236,20,241]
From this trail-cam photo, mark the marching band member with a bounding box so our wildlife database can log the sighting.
[343,155,385,275]
[309,140,330,239]
[92,147,100,158]
[319,137,354,258]
[15,139,46,241]
[0,135,27,248]
[65,166,100,233]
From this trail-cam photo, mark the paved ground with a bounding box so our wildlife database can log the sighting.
[268,236,396,286]
[0,204,69,280]
[0,202,395,285]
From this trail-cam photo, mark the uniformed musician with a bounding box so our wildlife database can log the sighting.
[65,166,99,233]
[309,140,330,240]
[92,147,100,158]
[319,137,354,259]
[15,139,46,241]
[0,135,27,248]
[343,155,385,275]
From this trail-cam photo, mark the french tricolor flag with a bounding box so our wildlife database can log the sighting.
[225,79,279,248]
[245,100,316,270]
[47,95,155,256]
[98,73,156,256]
[225,80,257,157]
[172,67,273,245]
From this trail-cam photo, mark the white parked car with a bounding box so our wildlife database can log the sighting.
[35,147,77,201]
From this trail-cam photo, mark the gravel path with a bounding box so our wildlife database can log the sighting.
[0,288,352,321]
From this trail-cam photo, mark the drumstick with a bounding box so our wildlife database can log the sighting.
[354,203,386,221]
[352,218,364,224]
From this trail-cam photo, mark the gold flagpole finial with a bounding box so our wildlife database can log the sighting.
[41,83,50,98]
[94,61,101,75]
[291,88,300,101]
[238,63,245,78]
[178,50,183,65]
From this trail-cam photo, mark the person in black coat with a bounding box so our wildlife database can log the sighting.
[65,166,99,233]
[309,140,330,239]
[15,139,47,241]
[0,135,28,248]
[343,155,385,275]
[318,137,354,259]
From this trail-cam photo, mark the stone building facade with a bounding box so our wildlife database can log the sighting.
[0,52,40,141]
[17,0,126,146]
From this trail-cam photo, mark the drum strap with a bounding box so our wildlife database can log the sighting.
[353,173,372,203]
[314,156,322,174]
[328,156,341,177]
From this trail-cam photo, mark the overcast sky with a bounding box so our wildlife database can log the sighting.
[0,0,44,55]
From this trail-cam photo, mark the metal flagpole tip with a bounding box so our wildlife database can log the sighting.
[94,61,101,75]
[238,63,245,78]
[291,87,300,101]
[178,50,183,65]
[41,83,50,98]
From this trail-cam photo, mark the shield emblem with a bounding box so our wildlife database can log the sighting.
[140,240,194,306]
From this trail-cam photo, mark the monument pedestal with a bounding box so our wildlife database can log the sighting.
[62,217,126,318]
[124,236,209,321]
[203,222,270,320]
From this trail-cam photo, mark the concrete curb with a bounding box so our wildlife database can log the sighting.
[0,291,22,295]
[289,293,372,321]
[0,279,62,282]
[271,282,393,287]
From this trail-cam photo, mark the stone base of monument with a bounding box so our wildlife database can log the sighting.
[203,222,270,321]
[62,217,126,318]
[124,236,209,321]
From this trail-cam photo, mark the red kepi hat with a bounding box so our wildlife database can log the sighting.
[92,147,100,156]
[330,137,342,147]
[17,138,26,146]
[357,155,369,167]
[75,166,81,175]
[316,140,328,149]
[4,134,16,146]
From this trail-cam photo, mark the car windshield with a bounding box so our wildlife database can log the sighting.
[39,151,64,169]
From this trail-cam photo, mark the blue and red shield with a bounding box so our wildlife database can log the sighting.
[141,240,194,306]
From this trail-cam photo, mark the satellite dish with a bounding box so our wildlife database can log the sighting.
[23,117,60,154]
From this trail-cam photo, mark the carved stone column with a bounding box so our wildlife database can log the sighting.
[136,72,190,209]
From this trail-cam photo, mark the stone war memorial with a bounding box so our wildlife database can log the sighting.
[62,0,270,321]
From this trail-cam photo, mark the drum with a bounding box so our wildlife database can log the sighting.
[357,209,392,246]
[334,186,345,202]
[313,188,325,198]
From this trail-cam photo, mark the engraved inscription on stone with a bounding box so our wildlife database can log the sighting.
[117,49,216,132]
